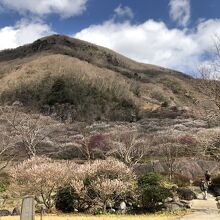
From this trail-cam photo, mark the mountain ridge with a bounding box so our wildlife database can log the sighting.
[0,34,191,79]
[0,34,214,122]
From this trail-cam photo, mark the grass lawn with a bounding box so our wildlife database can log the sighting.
[0,213,185,220]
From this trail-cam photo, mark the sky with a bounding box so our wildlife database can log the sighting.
[0,0,220,74]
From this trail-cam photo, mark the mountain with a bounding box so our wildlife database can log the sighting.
[0,34,215,122]
[1,35,220,177]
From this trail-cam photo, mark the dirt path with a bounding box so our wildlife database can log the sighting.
[180,193,220,220]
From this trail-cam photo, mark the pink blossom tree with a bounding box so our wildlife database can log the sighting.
[70,157,134,211]
[9,157,74,212]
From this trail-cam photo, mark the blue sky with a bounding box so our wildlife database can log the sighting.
[0,0,220,74]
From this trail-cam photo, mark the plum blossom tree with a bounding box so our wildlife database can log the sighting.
[10,156,134,213]
[70,157,134,212]
[9,156,74,212]
[92,178,129,211]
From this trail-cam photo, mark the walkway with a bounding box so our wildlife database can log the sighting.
[180,193,220,220]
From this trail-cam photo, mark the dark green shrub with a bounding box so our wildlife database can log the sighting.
[47,78,70,105]
[141,186,171,211]
[137,173,171,212]
[138,172,161,189]
[55,185,77,213]
[212,175,220,185]
[161,101,168,107]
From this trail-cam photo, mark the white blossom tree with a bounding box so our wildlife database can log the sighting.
[9,156,74,212]
[70,157,134,211]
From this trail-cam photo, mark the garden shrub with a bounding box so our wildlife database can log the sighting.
[212,175,220,185]
[141,185,172,211]
[70,158,134,213]
[55,185,77,213]
[138,172,161,189]
[137,172,171,212]
[210,175,220,196]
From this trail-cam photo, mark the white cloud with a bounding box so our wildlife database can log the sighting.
[75,19,220,73]
[0,19,54,50]
[0,0,88,18]
[169,0,191,27]
[114,5,134,19]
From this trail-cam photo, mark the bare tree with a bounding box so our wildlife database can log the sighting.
[73,133,109,162]
[0,106,54,158]
[158,137,181,181]
[0,130,14,170]
[108,131,148,166]
[156,133,197,181]
[197,128,220,161]
[198,36,220,118]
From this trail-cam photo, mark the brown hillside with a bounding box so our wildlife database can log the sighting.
[0,34,215,122]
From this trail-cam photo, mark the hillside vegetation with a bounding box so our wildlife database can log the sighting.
[0,34,215,122]
[0,35,220,178]
[1,35,220,217]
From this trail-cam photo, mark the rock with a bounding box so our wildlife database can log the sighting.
[117,201,126,213]
[180,200,191,205]
[164,202,184,211]
[109,208,116,213]
[12,207,21,216]
[165,197,173,203]
[216,196,220,201]
[212,186,220,196]
[0,209,11,216]
[119,201,126,210]
[12,101,23,107]
[106,201,112,209]
[180,200,192,208]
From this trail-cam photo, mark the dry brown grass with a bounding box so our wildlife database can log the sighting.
[0,214,180,220]
[0,54,136,102]
[0,34,217,117]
